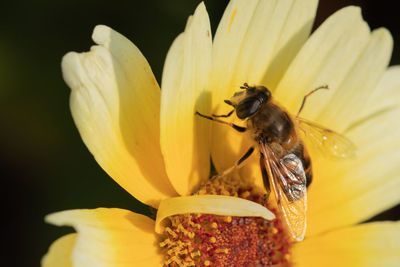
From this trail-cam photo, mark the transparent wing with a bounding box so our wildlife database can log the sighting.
[260,143,307,242]
[297,118,357,159]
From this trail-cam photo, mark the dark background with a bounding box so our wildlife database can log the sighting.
[1,1,399,266]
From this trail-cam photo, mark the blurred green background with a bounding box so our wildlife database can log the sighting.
[1,0,399,266]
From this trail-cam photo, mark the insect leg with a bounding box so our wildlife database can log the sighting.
[195,111,246,132]
[192,147,254,195]
[259,153,271,196]
[296,85,329,118]
[260,153,271,205]
[212,109,234,118]
[210,147,255,181]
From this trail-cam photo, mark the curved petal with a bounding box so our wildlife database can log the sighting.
[211,0,318,105]
[359,65,400,118]
[155,195,275,234]
[303,31,396,236]
[42,234,76,267]
[293,221,400,267]
[160,2,212,195]
[210,0,318,185]
[63,25,176,208]
[307,107,400,236]
[275,6,370,118]
[316,28,393,132]
[266,7,395,236]
[45,208,162,267]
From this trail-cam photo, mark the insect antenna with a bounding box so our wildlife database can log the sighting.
[240,82,249,89]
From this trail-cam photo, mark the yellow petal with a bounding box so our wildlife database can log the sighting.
[293,221,400,267]
[307,107,400,236]
[155,195,275,234]
[301,29,393,236]
[316,28,393,132]
[360,65,400,119]
[42,234,76,267]
[160,2,212,195]
[211,0,318,104]
[275,6,370,119]
[265,6,397,237]
[45,208,162,266]
[63,25,176,208]
[236,0,319,89]
[210,0,318,186]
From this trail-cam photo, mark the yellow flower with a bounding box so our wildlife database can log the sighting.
[43,1,400,266]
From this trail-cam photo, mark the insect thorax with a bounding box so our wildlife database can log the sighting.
[248,103,295,145]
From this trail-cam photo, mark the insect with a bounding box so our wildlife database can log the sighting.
[196,83,356,241]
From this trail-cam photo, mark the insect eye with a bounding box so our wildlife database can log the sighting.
[236,97,263,119]
[264,89,271,99]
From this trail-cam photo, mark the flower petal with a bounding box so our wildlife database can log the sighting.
[160,2,212,195]
[293,222,400,267]
[45,208,162,266]
[303,31,396,235]
[275,6,370,118]
[210,0,318,184]
[316,28,393,132]
[63,25,176,208]
[307,106,400,236]
[359,65,400,119]
[42,234,76,267]
[155,195,275,234]
[212,0,318,104]
[267,6,396,237]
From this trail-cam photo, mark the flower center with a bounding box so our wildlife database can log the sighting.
[159,176,292,266]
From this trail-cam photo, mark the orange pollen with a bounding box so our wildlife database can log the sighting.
[160,176,292,266]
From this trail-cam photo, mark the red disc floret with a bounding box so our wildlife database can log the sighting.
[160,176,292,266]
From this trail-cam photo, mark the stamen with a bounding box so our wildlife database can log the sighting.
[160,175,292,266]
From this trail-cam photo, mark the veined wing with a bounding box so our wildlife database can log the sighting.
[297,118,357,159]
[260,143,307,242]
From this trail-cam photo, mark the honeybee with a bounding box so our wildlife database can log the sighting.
[196,83,356,241]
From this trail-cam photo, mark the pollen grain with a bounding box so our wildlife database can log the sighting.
[160,175,292,266]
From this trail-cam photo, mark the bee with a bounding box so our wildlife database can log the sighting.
[196,83,356,241]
